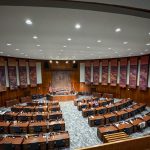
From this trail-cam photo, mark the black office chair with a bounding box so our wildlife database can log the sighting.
[36,115,43,121]
[37,108,43,112]
[110,107,115,112]
[55,140,65,148]
[94,120,101,125]
[87,111,94,116]
[102,101,107,106]
[19,116,28,121]
[98,109,106,114]
[3,143,13,150]
[53,124,61,131]
[109,116,116,123]
[0,127,4,133]
[4,115,13,121]
[34,126,42,133]
[81,105,87,109]
[13,126,21,133]
[30,142,39,150]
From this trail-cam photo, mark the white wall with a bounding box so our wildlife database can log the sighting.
[80,63,85,82]
[36,62,42,84]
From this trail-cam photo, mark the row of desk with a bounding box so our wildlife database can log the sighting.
[0,119,65,134]
[97,115,150,141]
[88,103,146,127]
[82,99,134,117]
[0,131,70,150]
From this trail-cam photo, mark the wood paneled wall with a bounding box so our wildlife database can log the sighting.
[0,59,150,106]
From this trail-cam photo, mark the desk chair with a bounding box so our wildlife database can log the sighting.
[18,116,28,121]
[98,108,107,115]
[81,105,87,109]
[34,126,42,133]
[4,115,13,121]
[55,140,65,148]
[0,127,4,133]
[87,111,94,116]
[130,111,135,117]
[110,107,115,112]
[123,127,133,135]
[94,120,101,126]
[13,126,21,134]
[37,108,43,112]
[36,115,43,121]
[3,143,13,150]
[102,101,107,106]
[53,124,61,131]
[109,116,116,123]
[30,142,39,150]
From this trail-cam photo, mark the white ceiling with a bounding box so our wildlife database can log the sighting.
[73,0,150,10]
[0,6,150,60]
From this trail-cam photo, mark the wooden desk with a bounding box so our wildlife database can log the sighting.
[47,131,70,149]
[114,110,129,121]
[35,106,48,112]
[95,106,107,115]
[82,108,95,117]
[142,115,150,126]
[0,136,24,150]
[17,112,33,121]
[4,112,18,121]
[22,135,46,150]
[125,108,136,118]
[130,118,145,132]
[48,105,60,111]
[32,112,48,121]
[106,104,116,113]
[48,111,63,120]
[103,132,130,143]
[48,101,59,106]
[132,103,146,113]
[10,121,29,134]
[98,100,108,106]
[88,115,105,127]
[48,119,65,132]
[0,121,11,134]
[29,121,47,134]
[114,122,133,134]
[106,99,114,104]
[104,113,117,124]
[23,106,35,112]
[97,125,118,141]
[50,94,76,101]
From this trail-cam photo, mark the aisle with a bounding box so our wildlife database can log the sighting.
[59,101,101,150]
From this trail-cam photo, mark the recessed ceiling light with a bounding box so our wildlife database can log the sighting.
[67,38,72,41]
[7,55,10,56]
[75,23,81,29]
[146,43,150,46]
[39,49,43,52]
[108,48,111,50]
[25,19,32,25]
[6,43,12,46]
[128,48,131,51]
[148,32,150,35]
[63,45,67,48]
[97,40,101,43]
[115,28,121,32]
[20,53,24,55]
[15,49,20,51]
[140,52,144,55]
[123,42,128,44]
[0,52,4,54]
[33,36,38,39]
[86,46,90,49]
[36,44,40,47]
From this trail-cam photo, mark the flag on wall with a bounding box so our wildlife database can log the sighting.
[29,60,37,87]
[19,59,27,88]
[139,55,149,90]
[129,57,138,89]
[102,60,108,85]
[8,58,18,90]
[85,61,91,84]
[93,60,99,85]
[0,57,6,92]
[120,58,127,88]
[110,59,118,86]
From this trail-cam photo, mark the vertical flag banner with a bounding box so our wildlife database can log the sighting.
[8,58,18,90]
[110,59,118,86]
[120,58,127,88]
[102,60,108,85]
[85,61,91,84]
[93,60,99,85]
[139,55,149,90]
[0,57,6,92]
[19,59,27,88]
[129,57,138,89]
[29,60,37,87]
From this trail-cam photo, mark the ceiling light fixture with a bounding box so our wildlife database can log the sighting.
[73,60,76,64]
[67,38,72,41]
[39,49,43,52]
[25,19,32,25]
[75,23,81,29]
[0,52,4,54]
[20,53,24,55]
[33,36,38,39]
[108,48,111,50]
[97,40,101,43]
[146,43,150,46]
[115,28,121,32]
[123,42,128,44]
[15,49,20,51]
[6,43,12,46]
[36,45,40,47]
[86,46,90,49]
[63,45,67,48]
[128,48,131,51]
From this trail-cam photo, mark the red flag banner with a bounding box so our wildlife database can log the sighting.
[120,58,128,88]
[93,60,99,85]
[0,57,6,92]
[8,58,18,90]
[19,59,27,88]
[29,60,37,87]
[139,55,149,90]
[129,57,138,89]
[110,59,118,86]
[102,60,108,85]
[85,61,91,85]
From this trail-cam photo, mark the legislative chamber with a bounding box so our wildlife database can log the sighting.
[0,0,150,150]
